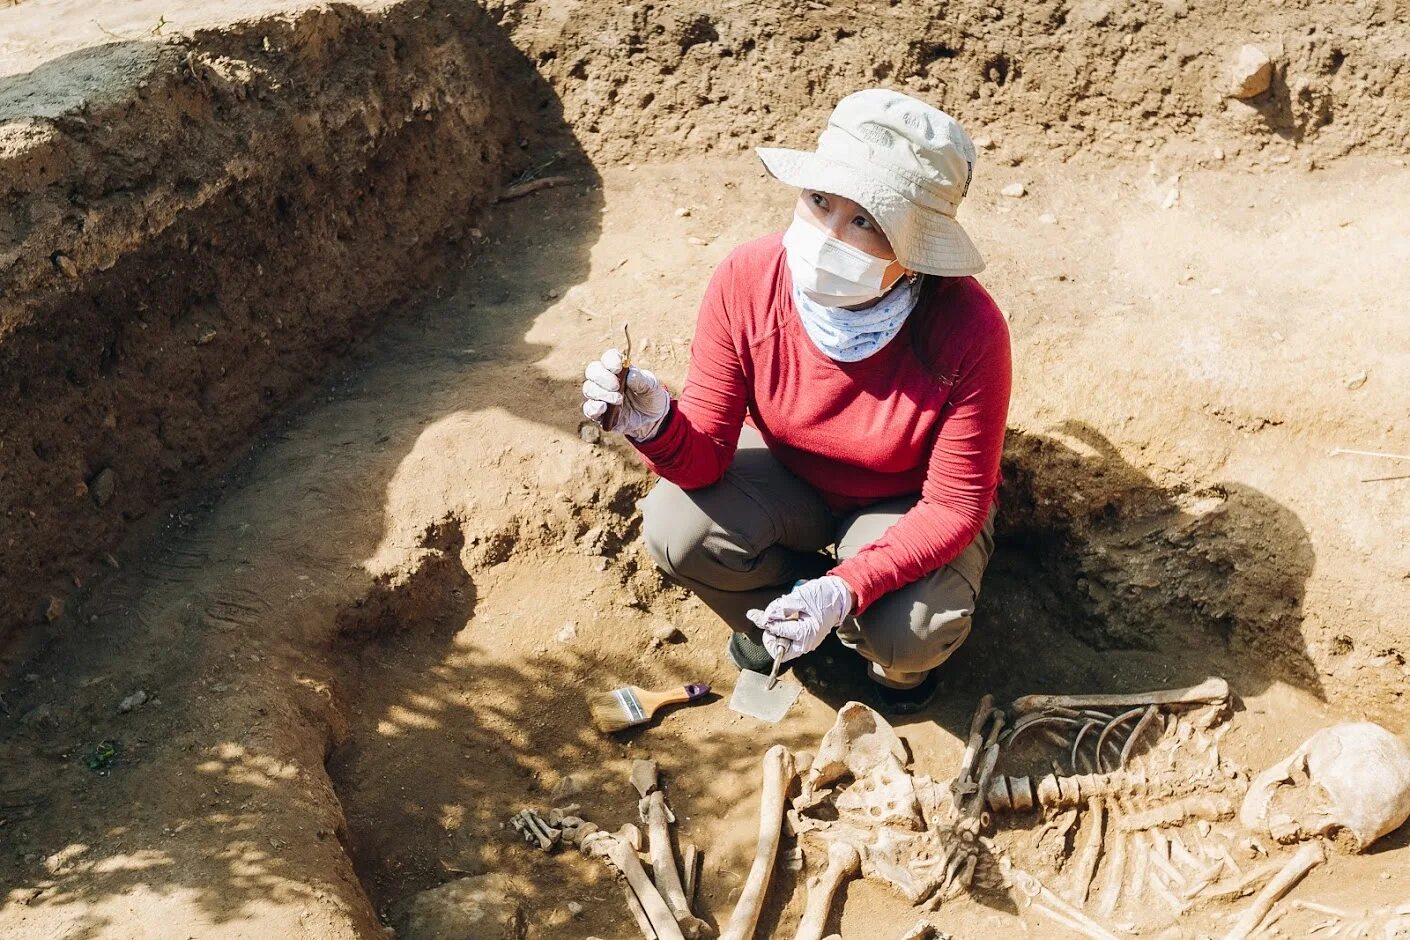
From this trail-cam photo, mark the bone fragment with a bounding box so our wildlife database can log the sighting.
[964,743,1002,818]
[954,694,995,795]
[1117,794,1235,831]
[1065,797,1106,905]
[1119,705,1161,769]
[1096,829,1127,918]
[987,775,1012,812]
[1000,856,1121,940]
[1146,864,1188,916]
[1192,855,1285,904]
[682,844,701,907]
[644,789,711,938]
[1071,719,1102,774]
[721,745,796,940]
[896,921,938,940]
[794,840,861,940]
[1011,677,1229,715]
[1009,776,1035,811]
[1094,707,1144,773]
[1128,832,1149,897]
[1223,841,1325,940]
[585,831,686,940]
[632,759,661,798]
[623,881,659,940]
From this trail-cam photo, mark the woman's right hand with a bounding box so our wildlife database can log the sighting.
[582,348,671,441]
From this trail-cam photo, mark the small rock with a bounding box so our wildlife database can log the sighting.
[674,207,691,217]
[118,690,148,714]
[89,468,116,507]
[687,236,708,247]
[550,775,584,802]
[53,254,78,279]
[973,135,995,150]
[579,525,605,554]
[1213,146,1226,161]
[45,596,65,623]
[578,422,602,445]
[1227,44,1272,99]
[1038,212,1058,225]
[555,621,578,643]
[1343,370,1368,390]
[542,288,560,300]
[392,873,524,940]
[650,623,685,646]
[1001,182,1026,198]
[566,901,584,917]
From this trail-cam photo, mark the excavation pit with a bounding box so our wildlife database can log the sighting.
[2,0,1408,937]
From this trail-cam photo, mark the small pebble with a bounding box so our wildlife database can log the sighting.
[567,901,584,917]
[1039,212,1057,225]
[1001,182,1026,198]
[89,468,116,507]
[53,254,79,279]
[675,207,691,217]
[687,236,708,246]
[45,596,65,623]
[1343,370,1368,390]
[578,422,602,445]
[118,690,148,714]
[556,621,578,643]
[973,135,995,150]
[650,623,685,646]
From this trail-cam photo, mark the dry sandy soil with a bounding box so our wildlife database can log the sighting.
[1,0,1408,937]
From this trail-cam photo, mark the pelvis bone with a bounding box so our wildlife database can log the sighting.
[1239,721,1410,852]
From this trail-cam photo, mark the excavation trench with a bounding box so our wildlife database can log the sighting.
[2,0,1408,937]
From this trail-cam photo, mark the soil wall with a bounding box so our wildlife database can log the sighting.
[498,0,1410,165]
[0,0,567,653]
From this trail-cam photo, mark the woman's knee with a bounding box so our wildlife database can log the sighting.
[855,572,977,674]
[641,480,722,584]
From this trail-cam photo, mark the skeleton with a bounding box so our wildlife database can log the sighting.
[504,680,1404,939]
[1240,722,1410,853]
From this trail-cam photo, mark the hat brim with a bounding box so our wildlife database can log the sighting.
[756,147,985,277]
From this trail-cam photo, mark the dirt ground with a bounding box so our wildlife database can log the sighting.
[2,0,1409,937]
[3,153,1408,938]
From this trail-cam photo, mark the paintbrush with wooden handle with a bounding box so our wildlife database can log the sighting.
[589,682,710,733]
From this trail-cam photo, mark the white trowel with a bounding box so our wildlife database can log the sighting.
[728,647,802,723]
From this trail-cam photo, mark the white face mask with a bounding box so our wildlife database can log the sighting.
[782,213,900,308]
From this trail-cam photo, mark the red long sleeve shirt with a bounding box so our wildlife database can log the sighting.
[634,233,1012,612]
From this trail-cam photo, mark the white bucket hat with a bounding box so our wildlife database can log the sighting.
[757,88,984,276]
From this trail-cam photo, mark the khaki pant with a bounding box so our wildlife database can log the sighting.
[641,428,996,689]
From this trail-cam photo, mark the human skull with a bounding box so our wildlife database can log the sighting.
[1239,722,1410,852]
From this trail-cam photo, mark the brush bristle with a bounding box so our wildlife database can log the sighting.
[589,687,646,733]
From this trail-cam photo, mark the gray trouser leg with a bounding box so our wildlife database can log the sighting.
[640,427,835,636]
[834,499,997,689]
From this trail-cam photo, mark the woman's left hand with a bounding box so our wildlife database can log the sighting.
[746,575,854,664]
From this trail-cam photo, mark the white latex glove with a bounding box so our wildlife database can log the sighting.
[746,575,854,664]
[581,348,671,441]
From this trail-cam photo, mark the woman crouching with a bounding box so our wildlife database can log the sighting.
[581,89,1011,715]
